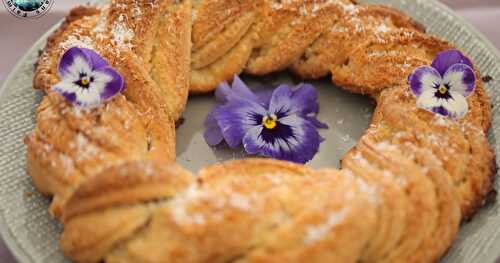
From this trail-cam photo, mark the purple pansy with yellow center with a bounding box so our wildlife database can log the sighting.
[409,49,476,119]
[53,47,124,108]
[204,76,328,164]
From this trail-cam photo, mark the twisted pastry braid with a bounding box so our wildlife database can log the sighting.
[26,0,495,262]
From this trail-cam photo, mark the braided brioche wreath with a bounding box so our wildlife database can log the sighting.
[24,0,496,262]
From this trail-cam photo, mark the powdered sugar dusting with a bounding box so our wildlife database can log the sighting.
[376,23,390,34]
[352,152,368,165]
[59,153,75,174]
[170,185,209,225]
[229,193,252,211]
[142,162,156,176]
[71,133,101,162]
[374,141,398,151]
[169,183,256,226]
[433,115,452,127]
[355,176,379,204]
[304,207,350,244]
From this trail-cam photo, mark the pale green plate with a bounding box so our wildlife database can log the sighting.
[0,0,499,262]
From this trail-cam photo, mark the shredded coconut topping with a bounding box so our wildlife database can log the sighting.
[59,35,94,51]
[94,12,108,40]
[111,16,135,49]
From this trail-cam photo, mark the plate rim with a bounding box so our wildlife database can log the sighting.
[0,1,499,262]
[0,20,64,263]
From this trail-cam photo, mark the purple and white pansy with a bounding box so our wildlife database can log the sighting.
[409,49,476,119]
[53,47,124,108]
[204,75,328,164]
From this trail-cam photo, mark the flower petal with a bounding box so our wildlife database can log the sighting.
[268,84,295,115]
[215,98,267,148]
[53,82,78,104]
[214,75,258,103]
[409,66,442,97]
[73,85,103,108]
[243,114,322,163]
[81,48,109,70]
[214,81,232,103]
[242,125,265,154]
[203,107,225,146]
[53,78,78,94]
[59,53,93,83]
[268,83,322,117]
[442,91,469,119]
[292,83,320,114]
[206,76,326,162]
[443,63,476,97]
[416,88,442,113]
[94,66,125,101]
[431,49,473,76]
[59,47,111,79]
[232,75,257,99]
[431,106,450,117]
[416,89,469,118]
[65,70,112,108]
[305,115,329,129]
[255,89,273,108]
[58,47,90,76]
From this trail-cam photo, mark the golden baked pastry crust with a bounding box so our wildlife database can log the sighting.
[60,160,195,262]
[62,159,379,263]
[291,4,425,79]
[25,89,177,217]
[26,0,495,262]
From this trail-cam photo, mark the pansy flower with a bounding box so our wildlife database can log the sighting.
[409,49,476,119]
[204,76,328,164]
[53,47,124,108]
